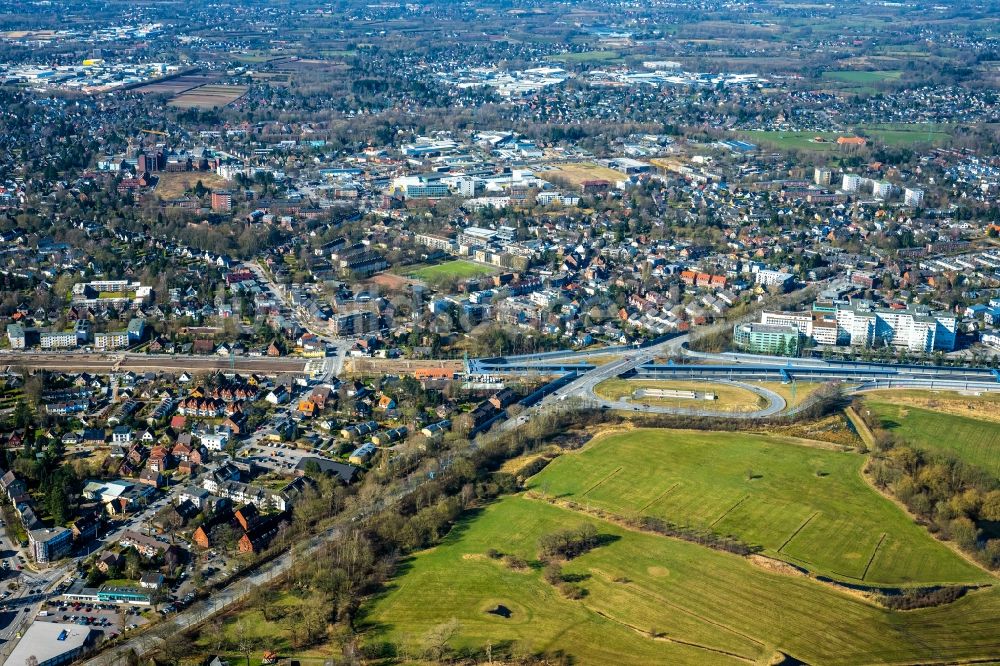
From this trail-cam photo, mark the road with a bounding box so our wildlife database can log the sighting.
[586,379,788,418]
[76,481,413,666]
[0,522,76,663]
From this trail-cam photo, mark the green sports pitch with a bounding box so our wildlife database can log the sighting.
[407,259,496,281]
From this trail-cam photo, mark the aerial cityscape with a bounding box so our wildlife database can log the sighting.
[0,0,997,664]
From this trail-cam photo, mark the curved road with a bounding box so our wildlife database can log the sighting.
[584,379,788,418]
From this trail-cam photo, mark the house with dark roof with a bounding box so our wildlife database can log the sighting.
[293,457,360,484]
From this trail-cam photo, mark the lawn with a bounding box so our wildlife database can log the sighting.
[822,70,903,84]
[362,496,1000,665]
[865,400,1000,478]
[527,429,986,585]
[593,378,768,412]
[408,260,496,281]
[756,381,823,410]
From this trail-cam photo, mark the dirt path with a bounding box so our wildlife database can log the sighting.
[844,406,876,449]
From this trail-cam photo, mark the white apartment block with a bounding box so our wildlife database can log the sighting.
[759,303,956,352]
[872,181,895,199]
[415,233,456,252]
[40,331,77,349]
[754,269,795,290]
[841,174,862,193]
[904,187,924,207]
[95,331,129,351]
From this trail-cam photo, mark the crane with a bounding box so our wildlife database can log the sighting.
[140,129,169,137]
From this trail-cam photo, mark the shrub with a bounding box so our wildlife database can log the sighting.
[542,562,563,585]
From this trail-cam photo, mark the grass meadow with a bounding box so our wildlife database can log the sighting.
[527,429,987,585]
[362,495,1000,665]
[866,400,1000,478]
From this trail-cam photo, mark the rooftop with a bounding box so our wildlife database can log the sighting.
[5,621,94,666]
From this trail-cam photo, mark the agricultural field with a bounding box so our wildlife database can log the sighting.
[548,50,620,63]
[738,130,843,152]
[739,125,952,152]
[362,495,1000,665]
[538,162,623,188]
[864,124,953,147]
[528,429,987,585]
[154,172,229,200]
[821,70,903,84]
[594,378,767,413]
[168,84,250,110]
[132,74,218,95]
[865,398,1000,478]
[407,260,496,281]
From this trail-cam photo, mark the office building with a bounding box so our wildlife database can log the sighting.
[29,526,72,563]
[732,323,801,355]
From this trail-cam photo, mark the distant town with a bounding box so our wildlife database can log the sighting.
[0,0,998,664]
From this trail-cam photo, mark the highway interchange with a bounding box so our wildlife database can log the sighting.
[3,322,1000,663]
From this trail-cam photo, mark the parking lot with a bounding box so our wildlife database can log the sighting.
[36,601,150,637]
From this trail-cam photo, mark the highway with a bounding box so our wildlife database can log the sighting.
[471,335,1000,419]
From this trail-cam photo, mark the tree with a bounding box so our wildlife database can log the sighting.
[422,619,460,661]
[949,517,980,550]
[236,619,260,666]
[124,548,141,580]
[981,490,1000,522]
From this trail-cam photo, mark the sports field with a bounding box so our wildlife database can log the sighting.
[866,400,1000,478]
[408,260,496,281]
[528,429,986,584]
[593,378,767,412]
[363,496,1000,665]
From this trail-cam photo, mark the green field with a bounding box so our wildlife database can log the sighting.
[866,401,1000,477]
[528,429,985,585]
[740,125,952,152]
[408,260,496,281]
[363,496,1000,665]
[822,70,903,84]
[548,50,620,63]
